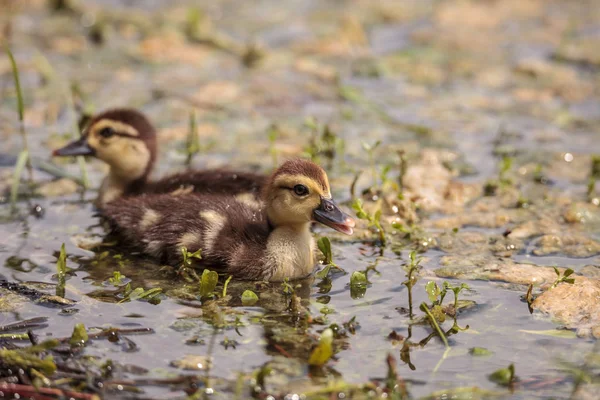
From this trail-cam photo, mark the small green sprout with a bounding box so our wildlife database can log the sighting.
[69,323,88,347]
[179,247,202,282]
[281,278,300,295]
[469,347,494,356]
[587,155,600,203]
[352,198,386,245]
[489,363,516,387]
[308,328,333,367]
[316,237,344,278]
[419,302,449,348]
[185,110,199,166]
[402,251,422,317]
[398,150,407,194]
[108,271,127,286]
[499,155,513,187]
[55,243,67,298]
[241,290,259,306]
[551,267,575,289]
[199,269,219,298]
[222,275,233,297]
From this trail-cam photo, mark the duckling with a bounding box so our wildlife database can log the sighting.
[101,159,355,281]
[52,108,266,206]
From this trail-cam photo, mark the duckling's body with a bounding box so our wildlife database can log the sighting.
[101,159,355,281]
[53,108,266,206]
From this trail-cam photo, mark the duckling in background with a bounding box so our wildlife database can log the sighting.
[52,108,266,206]
[101,159,355,281]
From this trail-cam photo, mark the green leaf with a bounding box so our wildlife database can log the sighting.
[317,237,333,264]
[138,288,162,299]
[241,290,259,306]
[222,275,232,297]
[5,45,24,121]
[425,281,440,303]
[199,269,219,297]
[469,347,494,356]
[315,264,332,279]
[55,243,67,298]
[308,328,333,366]
[553,266,560,276]
[69,323,88,347]
[10,150,29,208]
[519,329,577,339]
[489,364,515,386]
[128,287,145,300]
[563,268,574,278]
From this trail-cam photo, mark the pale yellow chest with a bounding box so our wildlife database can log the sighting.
[267,225,315,281]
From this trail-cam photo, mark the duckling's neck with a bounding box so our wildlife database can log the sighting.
[97,169,148,206]
[266,222,315,281]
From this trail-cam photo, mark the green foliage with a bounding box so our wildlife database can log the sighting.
[222,275,233,297]
[308,328,333,367]
[303,119,344,164]
[55,243,67,298]
[350,271,368,299]
[281,278,297,295]
[352,198,386,245]
[316,237,344,278]
[420,302,449,348]
[69,323,88,347]
[489,363,516,386]
[120,284,163,304]
[267,124,280,166]
[551,267,575,289]
[5,46,24,122]
[587,155,600,202]
[241,290,259,306]
[185,110,199,166]
[0,348,57,375]
[199,269,219,298]
[108,271,127,286]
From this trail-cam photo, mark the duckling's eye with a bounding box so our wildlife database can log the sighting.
[99,127,115,138]
[293,184,309,196]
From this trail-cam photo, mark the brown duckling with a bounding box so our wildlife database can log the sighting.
[101,159,355,281]
[52,108,266,206]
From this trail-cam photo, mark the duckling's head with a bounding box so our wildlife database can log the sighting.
[264,159,355,235]
[52,108,157,182]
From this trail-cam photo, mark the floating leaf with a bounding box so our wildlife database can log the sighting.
[241,290,259,306]
[69,323,88,347]
[308,328,333,367]
[489,363,515,386]
[350,271,368,299]
[199,269,218,297]
[519,329,577,339]
[469,347,494,356]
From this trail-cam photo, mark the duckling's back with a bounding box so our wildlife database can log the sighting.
[101,193,274,279]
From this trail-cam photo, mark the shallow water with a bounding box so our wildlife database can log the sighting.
[1,0,599,398]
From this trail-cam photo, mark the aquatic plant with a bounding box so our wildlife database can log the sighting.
[55,244,67,298]
[308,328,334,367]
[69,323,89,347]
[199,269,219,298]
[241,290,259,306]
[489,363,516,387]
[350,270,368,299]
[6,46,32,209]
[178,246,202,282]
[185,110,200,166]
[402,251,422,318]
[303,118,344,167]
[119,284,163,304]
[316,236,344,278]
[587,155,600,203]
[108,271,127,286]
[551,267,575,289]
[352,198,386,245]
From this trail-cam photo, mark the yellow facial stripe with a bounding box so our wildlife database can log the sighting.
[91,119,140,137]
[272,174,329,197]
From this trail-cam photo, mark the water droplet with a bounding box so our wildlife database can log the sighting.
[564,153,574,162]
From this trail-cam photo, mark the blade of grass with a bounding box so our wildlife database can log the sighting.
[33,52,89,188]
[10,150,29,209]
[5,45,33,181]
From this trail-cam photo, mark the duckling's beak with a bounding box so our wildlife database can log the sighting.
[52,137,95,157]
[313,197,355,235]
